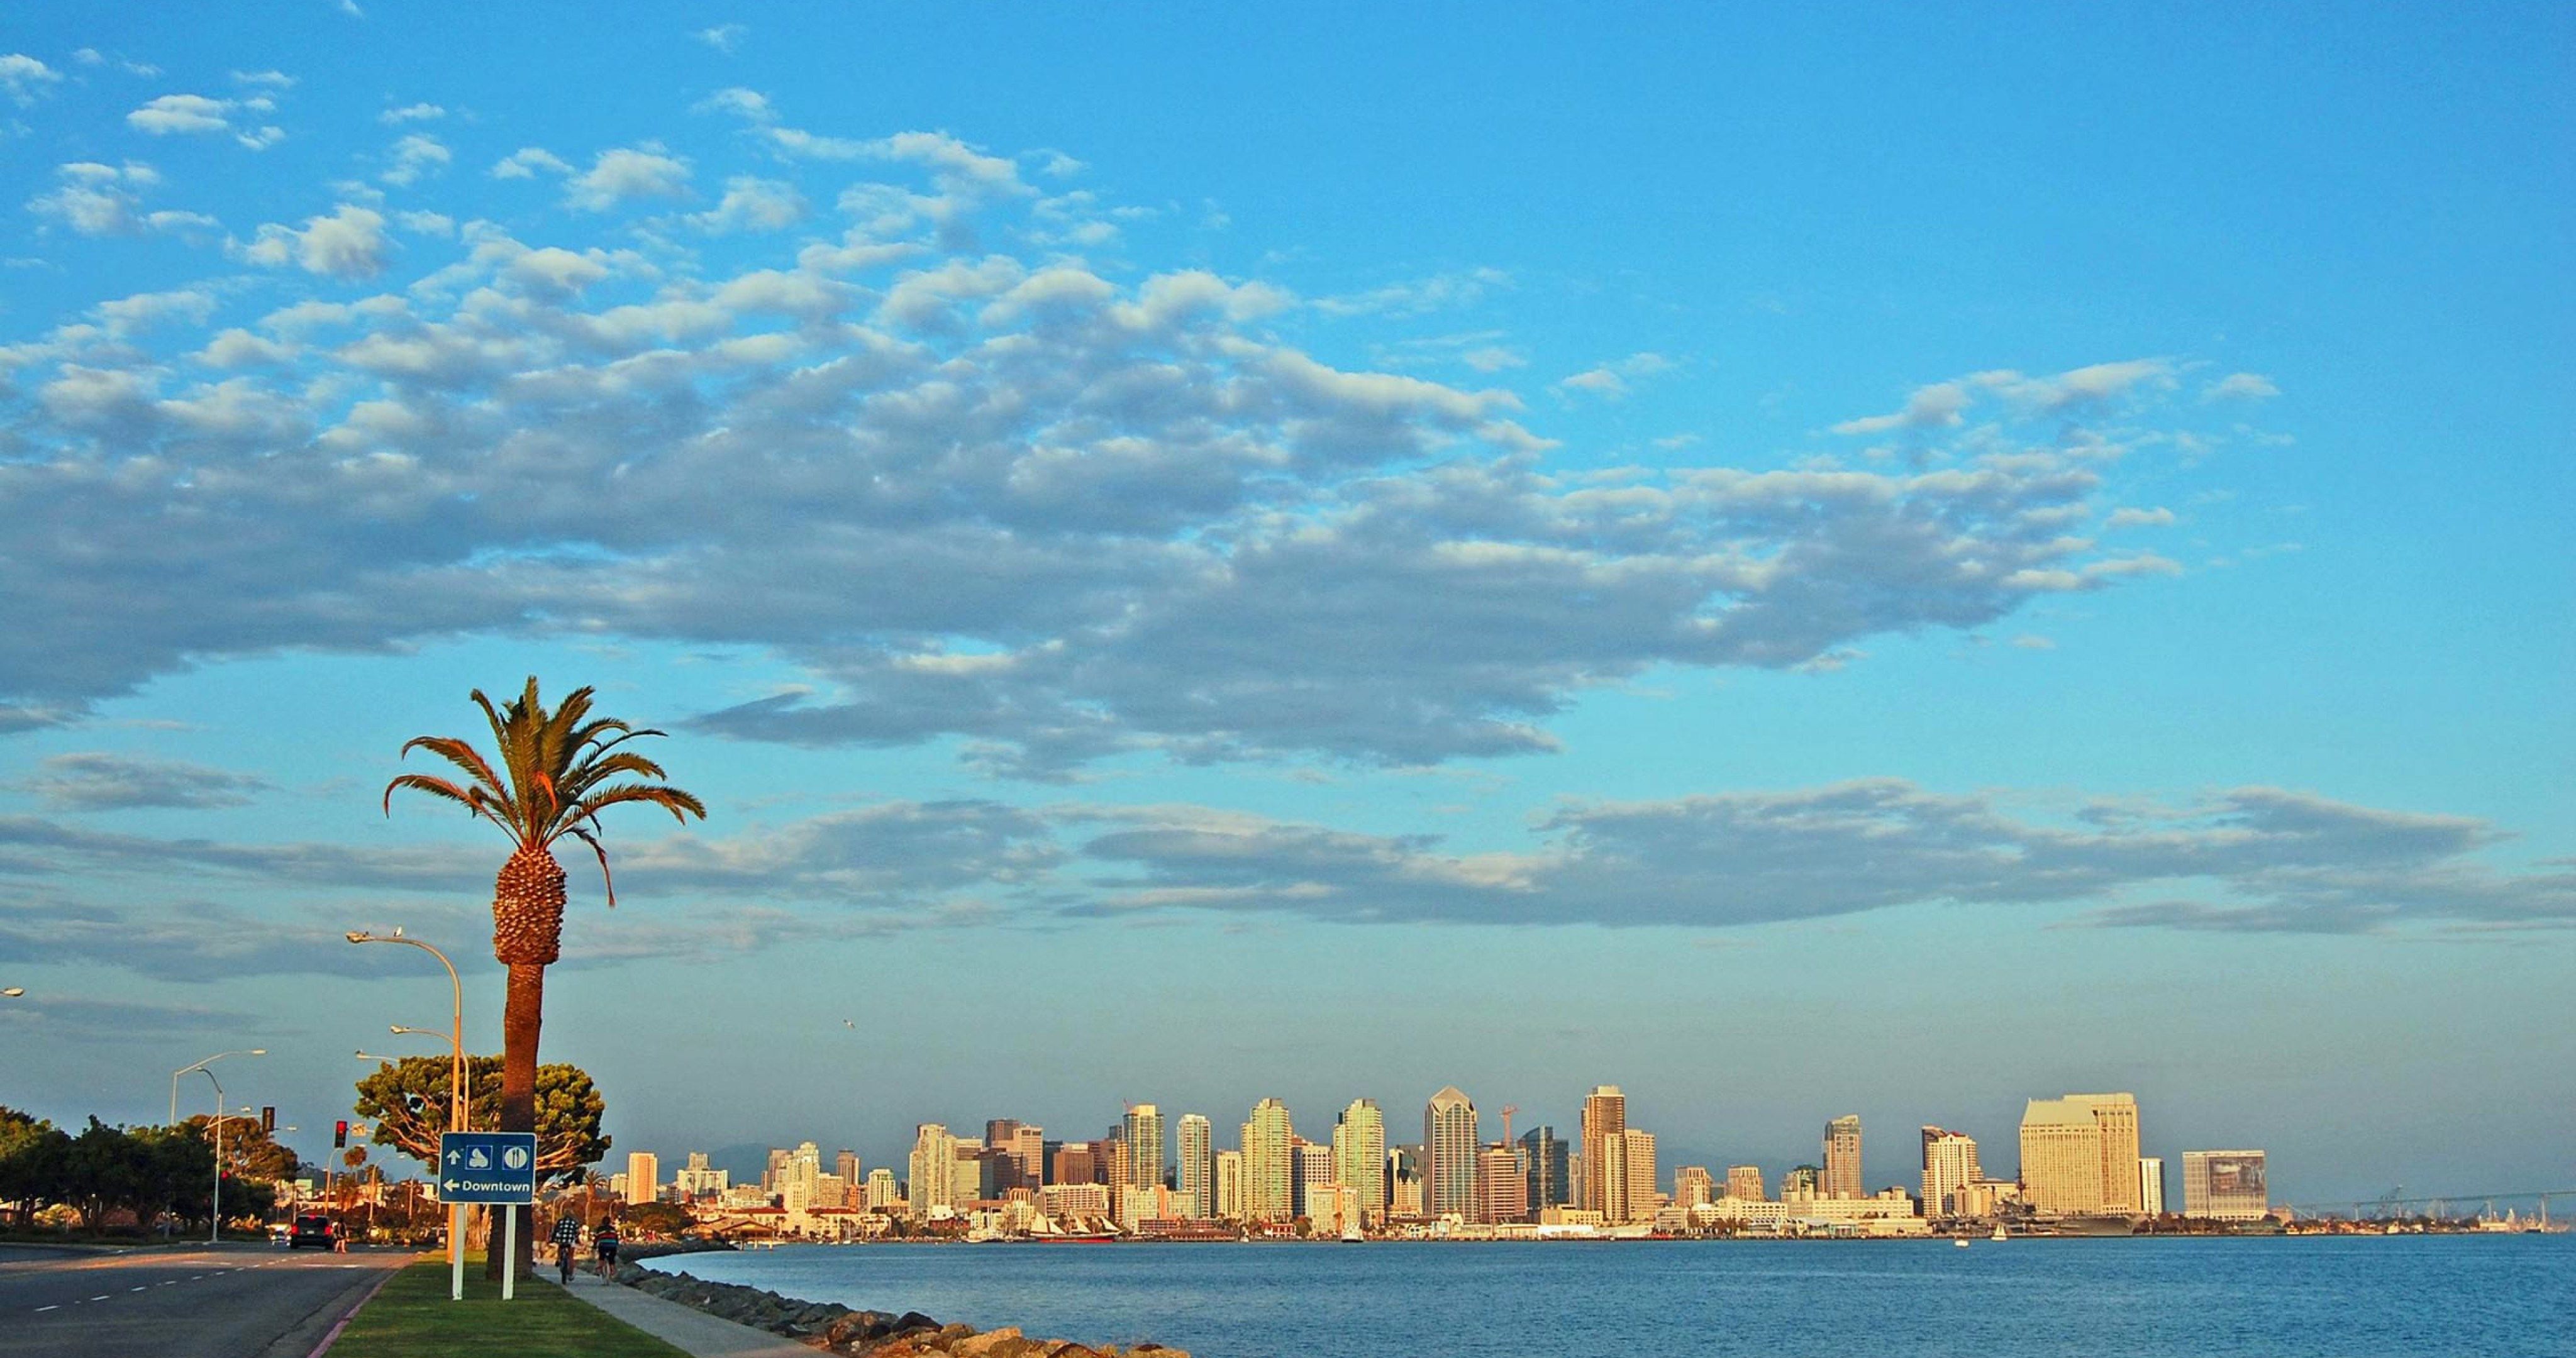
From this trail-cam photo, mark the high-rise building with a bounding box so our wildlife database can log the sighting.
[1423,1088,1480,1220]
[1477,1143,1530,1223]
[1124,1105,1167,1191]
[626,1151,660,1204]
[1601,1128,1657,1223]
[2139,1156,2167,1215]
[2182,1151,2267,1222]
[1241,1098,1296,1222]
[1520,1126,1571,1211]
[908,1124,958,1216]
[2019,1093,2143,1217]
[1053,1141,1104,1186]
[1334,1100,1388,1225]
[1725,1164,1765,1201]
[1178,1115,1214,1220]
[674,1151,728,1202]
[1580,1086,1628,1217]
[1389,1144,1424,1218]
[1674,1165,1714,1209]
[865,1167,899,1210]
[1294,1140,1337,1220]
[1921,1127,1982,1218]
[1823,1115,1863,1198]
[1782,1164,1821,1196]
[1213,1149,1245,1220]
[835,1149,860,1192]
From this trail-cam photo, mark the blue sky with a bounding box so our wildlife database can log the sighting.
[0,2,2567,1205]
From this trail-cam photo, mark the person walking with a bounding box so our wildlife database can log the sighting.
[550,1213,582,1285]
[592,1216,621,1279]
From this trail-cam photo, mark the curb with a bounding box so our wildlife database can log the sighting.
[305,1262,403,1358]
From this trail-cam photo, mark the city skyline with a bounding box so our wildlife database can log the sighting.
[0,0,2567,1213]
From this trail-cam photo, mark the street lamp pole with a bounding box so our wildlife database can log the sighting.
[347,929,470,1300]
[170,1048,265,1129]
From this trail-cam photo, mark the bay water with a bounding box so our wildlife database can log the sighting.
[644,1234,2572,1356]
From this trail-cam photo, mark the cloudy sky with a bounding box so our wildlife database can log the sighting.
[0,3,2567,1203]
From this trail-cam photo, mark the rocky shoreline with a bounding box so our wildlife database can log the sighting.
[609,1259,1189,1358]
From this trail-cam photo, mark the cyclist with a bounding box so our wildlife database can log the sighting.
[549,1213,582,1284]
[593,1216,621,1278]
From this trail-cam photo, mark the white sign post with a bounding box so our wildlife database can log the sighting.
[439,1131,538,1301]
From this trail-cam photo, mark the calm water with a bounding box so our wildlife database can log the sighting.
[647,1235,2573,1357]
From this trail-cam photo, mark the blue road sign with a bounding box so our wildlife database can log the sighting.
[438,1131,538,1205]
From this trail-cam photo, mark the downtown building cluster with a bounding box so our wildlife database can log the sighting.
[612,1086,2273,1242]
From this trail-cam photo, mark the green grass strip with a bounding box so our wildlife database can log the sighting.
[330,1258,695,1358]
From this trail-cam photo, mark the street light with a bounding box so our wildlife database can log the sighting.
[170,1049,265,1129]
[345,928,470,1300]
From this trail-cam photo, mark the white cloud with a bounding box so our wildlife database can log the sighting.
[230,69,296,89]
[1555,351,1674,401]
[491,146,574,180]
[25,161,216,237]
[2204,371,2280,401]
[565,146,692,211]
[1976,358,2174,410]
[696,23,748,52]
[379,102,445,124]
[96,288,218,336]
[380,133,451,186]
[694,87,773,123]
[1314,267,1511,318]
[235,204,392,279]
[0,53,63,106]
[1461,346,1524,372]
[692,176,806,233]
[128,93,235,135]
[1832,380,1971,435]
[2105,506,2175,528]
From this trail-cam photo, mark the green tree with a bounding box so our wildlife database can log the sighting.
[0,1107,71,1229]
[383,677,703,1273]
[352,1055,610,1187]
[618,1200,692,1237]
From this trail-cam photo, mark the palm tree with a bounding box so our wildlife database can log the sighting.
[384,677,704,1274]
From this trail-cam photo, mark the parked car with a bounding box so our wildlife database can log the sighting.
[287,1214,337,1249]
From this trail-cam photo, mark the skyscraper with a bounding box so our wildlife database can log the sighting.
[2019,1093,2143,1217]
[2183,1151,2267,1222]
[1520,1125,1570,1211]
[1241,1098,1295,1222]
[1725,1164,1765,1201]
[1293,1139,1336,1219]
[1601,1128,1657,1223]
[1920,1126,1982,1218]
[1423,1088,1480,1220]
[1823,1115,1863,1198]
[1476,1143,1530,1223]
[835,1149,861,1193]
[1123,1104,1166,1191]
[2139,1156,2167,1215]
[908,1123,958,1216]
[1580,1085,1626,1217]
[1213,1149,1245,1220]
[1334,1099,1388,1225]
[1178,1114,1214,1220]
[626,1151,660,1205]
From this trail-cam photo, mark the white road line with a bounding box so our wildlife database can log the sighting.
[89,1295,109,1301]
[35,1304,58,1312]
[130,1286,147,1291]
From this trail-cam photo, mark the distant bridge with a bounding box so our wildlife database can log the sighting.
[2284,1187,2573,1220]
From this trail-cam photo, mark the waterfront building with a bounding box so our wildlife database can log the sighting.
[1214,1149,1245,1220]
[1823,1116,1862,1198]
[1124,1105,1166,1192]
[1949,1177,2021,1219]
[2182,1150,2268,1222]
[1674,1165,1714,1210]
[1103,1129,1133,1193]
[1520,1125,1571,1212]
[1601,1128,1657,1223]
[1424,1088,1480,1220]
[1477,1143,1530,1223]
[1053,1140,1104,1187]
[2019,1093,2143,1217]
[1735,1185,1929,1237]
[1041,1182,1110,1221]
[1580,1086,1627,1217]
[1120,1183,1197,1227]
[951,1139,991,1207]
[608,1171,627,1199]
[1335,1100,1388,1225]
[2140,1156,2167,1215]
[1242,1098,1296,1222]
[1920,1127,1982,1218]
[1389,1144,1424,1218]
[865,1167,899,1210]
[908,1124,958,1217]
[1294,1139,1336,1220]
[626,1151,660,1205]
[674,1152,730,1202]
[1725,1164,1765,1201]
[1782,1164,1821,1196]
[1179,1114,1214,1219]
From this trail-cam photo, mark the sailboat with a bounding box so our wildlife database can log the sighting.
[1989,1223,2007,1242]
[1340,1215,1364,1243]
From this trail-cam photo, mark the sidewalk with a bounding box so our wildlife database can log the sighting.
[548,1269,821,1358]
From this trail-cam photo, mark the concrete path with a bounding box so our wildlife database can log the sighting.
[550,1269,822,1357]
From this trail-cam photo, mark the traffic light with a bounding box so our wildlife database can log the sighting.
[334,1119,348,1149]
[261,1107,275,1134]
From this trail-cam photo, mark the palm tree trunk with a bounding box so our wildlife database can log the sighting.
[487,959,545,1281]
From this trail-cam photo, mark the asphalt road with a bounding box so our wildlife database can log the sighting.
[0,1243,402,1358]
